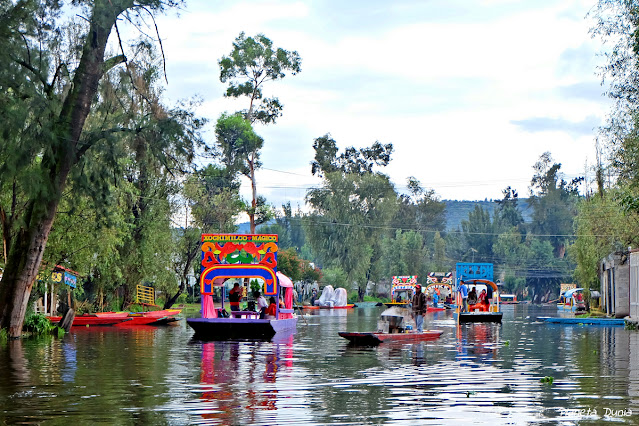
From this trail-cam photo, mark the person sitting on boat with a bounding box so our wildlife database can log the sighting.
[229,283,242,312]
[411,284,427,332]
[265,297,277,319]
[468,287,478,305]
[256,291,268,319]
[396,295,402,303]
[480,293,490,312]
[445,294,452,305]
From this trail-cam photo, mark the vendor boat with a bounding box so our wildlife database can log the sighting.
[186,234,297,340]
[338,308,443,345]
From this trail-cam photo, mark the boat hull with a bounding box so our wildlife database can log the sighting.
[338,330,443,345]
[458,312,503,323]
[47,315,132,326]
[427,306,445,312]
[384,302,410,308]
[187,317,297,340]
[302,304,355,310]
[538,316,625,326]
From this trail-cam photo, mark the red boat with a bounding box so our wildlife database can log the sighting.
[338,330,443,345]
[126,309,181,325]
[427,306,445,312]
[48,312,131,326]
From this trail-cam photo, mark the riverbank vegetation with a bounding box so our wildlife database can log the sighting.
[1,0,639,336]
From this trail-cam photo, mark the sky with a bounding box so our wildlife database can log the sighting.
[148,0,611,208]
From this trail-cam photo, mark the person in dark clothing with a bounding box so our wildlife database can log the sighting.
[411,285,427,332]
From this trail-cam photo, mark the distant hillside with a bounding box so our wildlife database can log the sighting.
[245,199,534,234]
[443,199,533,231]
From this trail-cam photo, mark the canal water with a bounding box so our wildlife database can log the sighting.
[1,305,638,425]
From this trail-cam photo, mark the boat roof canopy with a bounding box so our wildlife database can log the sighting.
[563,287,584,298]
[276,271,294,288]
[460,278,499,292]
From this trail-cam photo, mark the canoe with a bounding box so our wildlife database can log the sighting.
[301,304,356,310]
[537,316,626,326]
[338,330,443,345]
[128,309,182,325]
[47,314,132,326]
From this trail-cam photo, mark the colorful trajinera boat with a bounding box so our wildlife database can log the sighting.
[455,263,503,323]
[425,271,454,308]
[384,275,417,307]
[557,287,586,312]
[187,234,297,340]
[457,279,503,323]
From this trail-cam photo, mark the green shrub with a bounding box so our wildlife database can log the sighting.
[23,313,56,335]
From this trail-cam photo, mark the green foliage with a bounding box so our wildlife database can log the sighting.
[321,266,349,289]
[278,248,303,281]
[23,314,56,336]
[250,279,261,296]
[219,32,301,125]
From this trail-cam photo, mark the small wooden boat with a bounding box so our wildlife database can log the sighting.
[128,309,182,325]
[48,312,132,326]
[537,316,625,326]
[301,304,356,310]
[339,330,443,345]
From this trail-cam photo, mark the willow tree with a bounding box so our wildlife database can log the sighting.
[0,0,183,337]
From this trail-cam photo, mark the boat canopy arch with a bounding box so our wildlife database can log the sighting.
[461,278,499,293]
[563,287,584,298]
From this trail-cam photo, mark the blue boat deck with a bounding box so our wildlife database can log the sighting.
[537,316,626,326]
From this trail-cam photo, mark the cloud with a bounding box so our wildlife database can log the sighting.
[557,81,605,102]
[510,115,601,136]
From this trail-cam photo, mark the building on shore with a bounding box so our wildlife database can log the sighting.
[599,252,630,319]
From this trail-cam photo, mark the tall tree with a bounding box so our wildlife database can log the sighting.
[0,0,183,337]
[528,152,582,258]
[214,112,272,231]
[219,32,301,233]
[305,137,398,300]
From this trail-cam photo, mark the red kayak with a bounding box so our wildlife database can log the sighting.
[339,330,443,345]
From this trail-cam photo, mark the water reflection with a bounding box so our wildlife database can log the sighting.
[3,307,639,424]
[194,331,297,424]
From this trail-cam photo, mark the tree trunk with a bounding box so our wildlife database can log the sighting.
[249,156,257,234]
[0,1,131,338]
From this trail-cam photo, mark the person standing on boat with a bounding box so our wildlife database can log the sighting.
[459,280,469,312]
[229,283,242,311]
[411,285,427,332]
